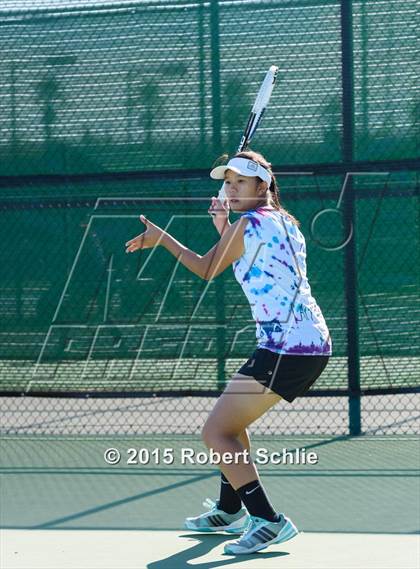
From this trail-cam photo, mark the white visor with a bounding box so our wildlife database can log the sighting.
[210,157,271,186]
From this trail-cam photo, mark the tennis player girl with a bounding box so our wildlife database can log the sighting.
[125,150,332,555]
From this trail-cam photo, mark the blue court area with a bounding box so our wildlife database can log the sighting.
[1,435,419,568]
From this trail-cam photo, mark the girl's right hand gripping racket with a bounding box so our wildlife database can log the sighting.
[211,65,279,214]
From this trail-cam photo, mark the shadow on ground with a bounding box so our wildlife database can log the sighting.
[147,532,289,569]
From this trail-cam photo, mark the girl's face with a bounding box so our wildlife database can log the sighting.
[224,169,268,212]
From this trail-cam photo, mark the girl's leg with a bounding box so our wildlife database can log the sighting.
[218,429,250,513]
[203,373,281,488]
[202,373,282,521]
[237,429,251,453]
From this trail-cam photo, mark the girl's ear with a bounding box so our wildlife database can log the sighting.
[257,181,269,195]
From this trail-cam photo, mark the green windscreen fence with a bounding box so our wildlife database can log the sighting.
[0,0,417,173]
[0,1,418,434]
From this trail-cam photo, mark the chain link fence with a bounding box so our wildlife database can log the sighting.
[0,0,418,435]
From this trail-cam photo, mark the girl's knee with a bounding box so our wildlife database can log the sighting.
[201,420,217,447]
[201,419,240,447]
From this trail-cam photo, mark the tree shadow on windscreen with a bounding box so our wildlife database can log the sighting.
[147,532,289,569]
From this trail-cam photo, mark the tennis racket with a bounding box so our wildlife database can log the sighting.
[211,65,279,215]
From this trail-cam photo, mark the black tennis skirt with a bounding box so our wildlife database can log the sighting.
[237,348,330,402]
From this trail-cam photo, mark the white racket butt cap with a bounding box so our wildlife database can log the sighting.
[218,183,226,201]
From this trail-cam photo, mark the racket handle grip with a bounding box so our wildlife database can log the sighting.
[218,183,226,201]
[210,183,227,217]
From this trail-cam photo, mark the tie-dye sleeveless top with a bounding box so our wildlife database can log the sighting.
[232,206,332,356]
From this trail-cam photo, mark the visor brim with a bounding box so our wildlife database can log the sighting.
[210,165,253,180]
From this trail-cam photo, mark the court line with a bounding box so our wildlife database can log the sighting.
[1,469,417,477]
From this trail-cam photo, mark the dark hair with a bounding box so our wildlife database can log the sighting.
[235,150,300,227]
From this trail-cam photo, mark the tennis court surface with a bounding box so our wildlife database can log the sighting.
[1,434,419,569]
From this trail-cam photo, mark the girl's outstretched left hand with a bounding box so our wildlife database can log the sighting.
[125,215,164,253]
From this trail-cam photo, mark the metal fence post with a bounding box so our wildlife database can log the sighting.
[198,0,207,158]
[210,0,221,154]
[210,0,226,390]
[341,0,361,435]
